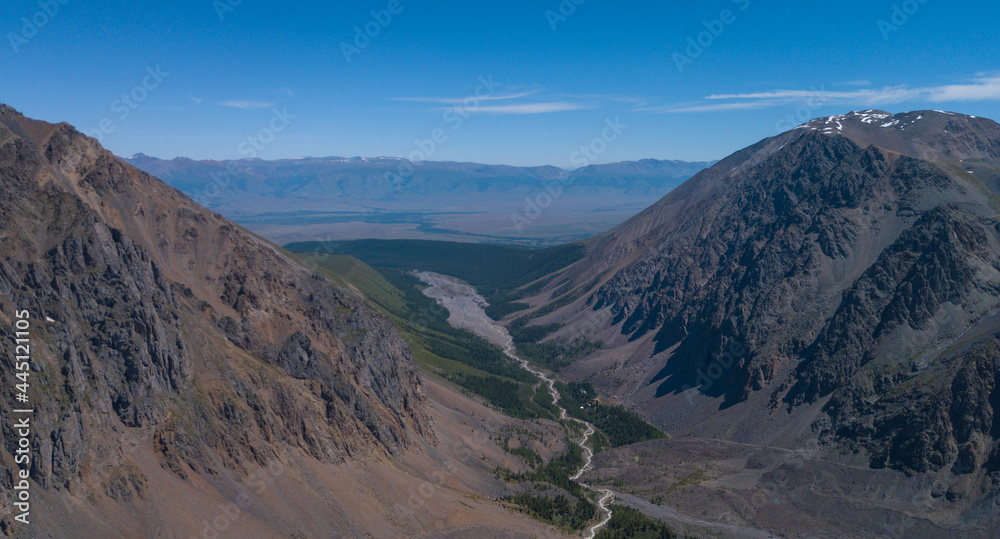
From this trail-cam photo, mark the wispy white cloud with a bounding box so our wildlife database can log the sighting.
[217,100,275,109]
[474,102,588,114]
[704,87,924,105]
[927,77,1000,102]
[560,93,651,106]
[393,87,592,115]
[662,75,1000,113]
[190,96,204,106]
[658,101,775,113]
[393,90,541,104]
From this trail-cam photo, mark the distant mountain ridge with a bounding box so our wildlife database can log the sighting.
[572,158,713,178]
[123,154,714,203]
[124,154,715,246]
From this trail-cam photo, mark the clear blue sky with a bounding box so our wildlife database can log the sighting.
[2,0,998,167]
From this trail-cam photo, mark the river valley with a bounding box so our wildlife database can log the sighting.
[418,271,614,538]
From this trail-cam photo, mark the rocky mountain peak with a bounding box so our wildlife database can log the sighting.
[533,110,1000,492]
[794,109,1000,163]
[0,105,429,530]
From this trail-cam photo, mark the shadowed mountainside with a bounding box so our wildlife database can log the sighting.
[516,110,1000,530]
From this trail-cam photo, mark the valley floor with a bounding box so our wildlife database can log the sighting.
[415,272,1000,539]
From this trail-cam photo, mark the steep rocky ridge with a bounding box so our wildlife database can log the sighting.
[522,111,1000,522]
[0,105,433,533]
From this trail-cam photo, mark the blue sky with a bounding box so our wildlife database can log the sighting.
[1,0,999,167]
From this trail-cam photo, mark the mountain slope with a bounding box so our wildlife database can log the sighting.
[0,105,439,534]
[521,110,1000,519]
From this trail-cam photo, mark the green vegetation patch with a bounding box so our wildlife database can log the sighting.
[502,443,597,530]
[506,492,596,532]
[298,254,550,419]
[501,437,543,469]
[557,381,666,448]
[285,239,585,318]
[595,504,678,539]
[507,317,602,371]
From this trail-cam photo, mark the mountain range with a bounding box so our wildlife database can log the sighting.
[124,154,713,246]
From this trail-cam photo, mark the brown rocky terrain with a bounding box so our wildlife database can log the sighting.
[0,105,566,537]
[518,110,1000,534]
[586,437,998,539]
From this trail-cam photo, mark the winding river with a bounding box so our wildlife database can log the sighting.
[417,272,614,539]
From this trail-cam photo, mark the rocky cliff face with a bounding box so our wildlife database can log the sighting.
[0,105,426,528]
[537,111,1000,499]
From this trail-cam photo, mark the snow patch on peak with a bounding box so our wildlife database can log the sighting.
[855,111,893,124]
[800,115,846,132]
